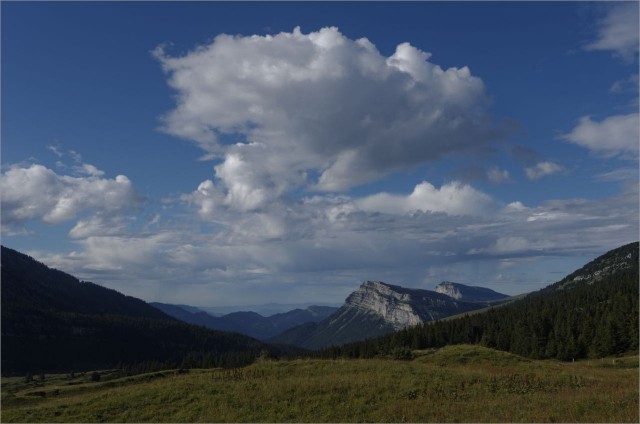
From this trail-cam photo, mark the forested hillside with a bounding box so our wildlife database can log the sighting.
[318,242,639,361]
[1,246,297,375]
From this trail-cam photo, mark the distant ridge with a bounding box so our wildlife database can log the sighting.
[151,302,337,340]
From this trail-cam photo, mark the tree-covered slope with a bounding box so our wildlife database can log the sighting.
[1,246,169,319]
[320,242,639,361]
[1,246,295,375]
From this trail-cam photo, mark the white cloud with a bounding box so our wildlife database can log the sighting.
[68,214,131,239]
[561,113,639,157]
[34,179,638,305]
[155,26,502,209]
[525,161,564,180]
[0,164,140,228]
[356,181,497,216]
[584,2,639,61]
[487,166,510,183]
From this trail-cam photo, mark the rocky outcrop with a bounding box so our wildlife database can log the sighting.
[434,281,509,302]
[434,281,463,300]
[345,281,423,329]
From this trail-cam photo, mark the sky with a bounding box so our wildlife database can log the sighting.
[2,1,638,308]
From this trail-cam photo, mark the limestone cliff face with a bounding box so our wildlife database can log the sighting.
[343,281,480,330]
[433,281,509,302]
[271,280,495,349]
[434,281,463,300]
[345,281,422,329]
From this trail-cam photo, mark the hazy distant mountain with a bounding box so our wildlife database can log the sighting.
[151,302,337,340]
[434,281,509,302]
[271,281,494,349]
[197,302,341,316]
[1,246,292,374]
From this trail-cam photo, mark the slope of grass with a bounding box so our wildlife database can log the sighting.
[2,345,637,423]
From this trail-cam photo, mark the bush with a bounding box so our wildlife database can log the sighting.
[391,346,414,360]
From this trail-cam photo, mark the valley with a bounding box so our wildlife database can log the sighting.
[1,242,638,422]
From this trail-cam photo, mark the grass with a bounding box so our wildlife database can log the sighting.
[2,345,638,422]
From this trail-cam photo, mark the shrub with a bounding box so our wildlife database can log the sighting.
[391,346,414,360]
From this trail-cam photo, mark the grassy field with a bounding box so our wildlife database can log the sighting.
[2,345,638,423]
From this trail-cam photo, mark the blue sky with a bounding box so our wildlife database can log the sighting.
[2,1,638,308]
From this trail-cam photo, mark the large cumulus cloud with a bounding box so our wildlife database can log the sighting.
[155,26,502,209]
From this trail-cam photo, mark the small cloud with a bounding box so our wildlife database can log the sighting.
[46,145,64,158]
[75,163,105,177]
[487,166,510,183]
[560,113,639,158]
[609,74,639,93]
[525,161,564,180]
[69,150,82,163]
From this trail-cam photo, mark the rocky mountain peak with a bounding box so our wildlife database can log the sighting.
[434,281,462,299]
[345,281,421,329]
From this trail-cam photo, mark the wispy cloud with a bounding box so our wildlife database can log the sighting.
[525,161,565,180]
[584,2,639,62]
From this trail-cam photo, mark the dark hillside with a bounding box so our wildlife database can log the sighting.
[1,246,169,319]
[1,246,296,375]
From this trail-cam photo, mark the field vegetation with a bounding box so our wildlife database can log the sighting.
[2,345,637,423]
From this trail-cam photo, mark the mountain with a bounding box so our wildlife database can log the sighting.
[322,242,639,361]
[1,246,295,375]
[271,281,496,349]
[151,302,337,340]
[434,281,509,302]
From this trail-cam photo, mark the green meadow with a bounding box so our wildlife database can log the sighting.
[2,345,637,423]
